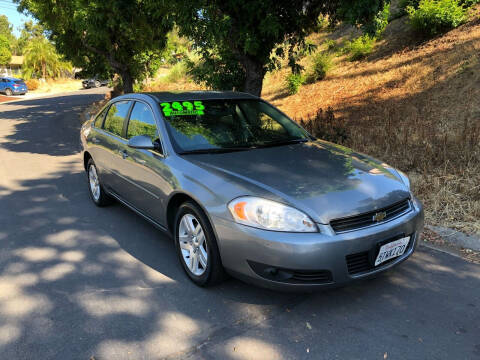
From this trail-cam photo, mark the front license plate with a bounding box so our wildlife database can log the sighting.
[375,236,410,266]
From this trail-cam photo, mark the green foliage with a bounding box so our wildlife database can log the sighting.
[164,61,188,83]
[400,0,421,10]
[285,73,305,95]
[335,0,390,36]
[0,35,12,66]
[311,52,334,81]
[17,0,173,92]
[323,39,339,52]
[342,35,376,61]
[185,51,245,91]
[161,27,190,65]
[460,0,480,6]
[22,37,72,79]
[363,4,390,37]
[16,21,44,55]
[0,15,18,56]
[401,0,478,10]
[406,0,468,36]
[175,0,387,96]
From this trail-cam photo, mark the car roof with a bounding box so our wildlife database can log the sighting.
[1,77,21,81]
[146,91,258,102]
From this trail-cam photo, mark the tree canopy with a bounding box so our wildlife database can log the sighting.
[15,0,388,95]
[175,0,389,96]
[16,0,174,92]
[22,37,72,79]
[0,35,12,66]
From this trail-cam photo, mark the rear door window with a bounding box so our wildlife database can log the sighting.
[103,101,132,137]
[126,102,158,141]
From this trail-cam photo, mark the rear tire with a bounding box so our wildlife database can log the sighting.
[174,201,226,287]
[5,88,13,96]
[86,158,113,207]
[95,80,101,88]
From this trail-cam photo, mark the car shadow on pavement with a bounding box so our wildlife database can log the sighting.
[0,165,479,359]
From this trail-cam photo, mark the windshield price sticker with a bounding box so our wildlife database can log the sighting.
[160,101,205,116]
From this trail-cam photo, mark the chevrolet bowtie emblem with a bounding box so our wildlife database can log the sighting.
[373,211,387,222]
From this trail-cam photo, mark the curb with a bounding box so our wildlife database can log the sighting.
[426,225,480,251]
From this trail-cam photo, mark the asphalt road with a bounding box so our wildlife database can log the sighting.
[0,89,479,360]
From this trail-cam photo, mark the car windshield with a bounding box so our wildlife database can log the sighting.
[160,99,311,154]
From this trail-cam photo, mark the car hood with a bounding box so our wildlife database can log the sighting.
[185,140,410,224]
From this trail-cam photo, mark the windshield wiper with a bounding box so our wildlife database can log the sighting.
[254,138,309,148]
[178,146,255,155]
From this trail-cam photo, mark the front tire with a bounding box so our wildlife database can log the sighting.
[174,202,226,287]
[87,159,113,207]
[5,88,13,96]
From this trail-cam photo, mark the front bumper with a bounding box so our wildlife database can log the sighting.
[213,200,424,291]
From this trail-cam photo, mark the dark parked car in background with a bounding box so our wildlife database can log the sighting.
[0,77,28,96]
[80,91,424,291]
[82,78,109,89]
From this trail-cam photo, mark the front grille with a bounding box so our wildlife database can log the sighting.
[291,270,333,283]
[330,198,411,233]
[346,252,370,274]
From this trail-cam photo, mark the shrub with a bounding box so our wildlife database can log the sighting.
[406,0,468,36]
[342,35,375,61]
[285,73,304,95]
[364,4,391,37]
[323,39,338,52]
[402,0,478,10]
[400,0,421,10]
[25,78,39,91]
[311,52,333,81]
[297,108,347,144]
[163,61,187,83]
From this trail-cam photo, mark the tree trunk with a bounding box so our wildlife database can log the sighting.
[241,56,265,97]
[121,70,134,93]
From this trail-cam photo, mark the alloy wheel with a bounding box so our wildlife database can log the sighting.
[88,165,101,201]
[178,214,208,276]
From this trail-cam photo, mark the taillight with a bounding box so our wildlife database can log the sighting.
[13,84,19,87]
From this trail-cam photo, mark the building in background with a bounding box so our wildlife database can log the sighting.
[0,55,23,77]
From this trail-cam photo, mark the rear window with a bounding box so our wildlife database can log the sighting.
[14,80,25,84]
[103,101,132,137]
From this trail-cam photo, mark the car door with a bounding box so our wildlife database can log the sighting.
[92,100,133,194]
[0,79,5,92]
[118,101,174,225]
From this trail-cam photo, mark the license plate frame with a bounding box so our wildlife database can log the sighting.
[374,236,410,266]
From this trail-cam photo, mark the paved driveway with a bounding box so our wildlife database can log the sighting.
[0,89,479,360]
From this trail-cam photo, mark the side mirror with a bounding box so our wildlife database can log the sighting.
[127,135,155,150]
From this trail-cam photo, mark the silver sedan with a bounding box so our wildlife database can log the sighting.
[80,91,424,291]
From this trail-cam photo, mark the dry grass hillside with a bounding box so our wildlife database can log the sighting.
[263,7,480,234]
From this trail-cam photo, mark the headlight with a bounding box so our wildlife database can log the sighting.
[228,196,317,232]
[396,170,411,190]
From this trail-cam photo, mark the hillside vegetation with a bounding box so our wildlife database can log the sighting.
[142,5,480,234]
